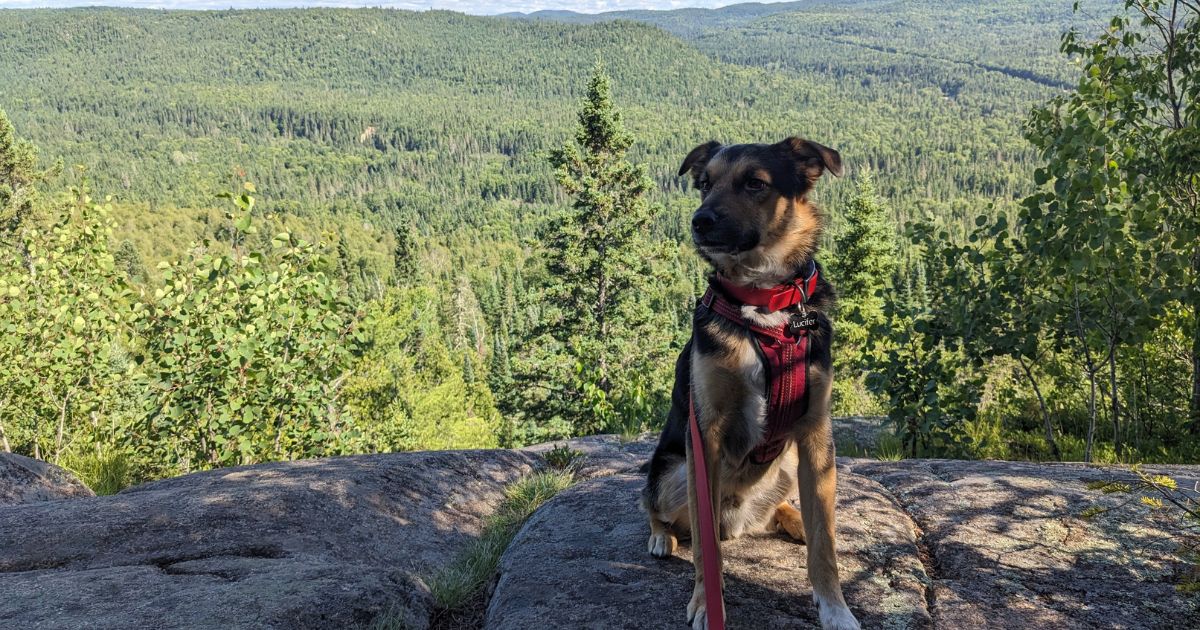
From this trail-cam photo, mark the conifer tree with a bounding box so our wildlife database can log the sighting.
[835,169,902,357]
[521,64,658,434]
[834,169,898,348]
[830,170,898,414]
[0,110,43,235]
[392,219,419,284]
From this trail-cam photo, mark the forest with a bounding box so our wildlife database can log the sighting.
[0,0,1196,491]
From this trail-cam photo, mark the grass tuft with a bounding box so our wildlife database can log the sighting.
[61,449,133,495]
[873,432,905,461]
[365,469,576,630]
[427,469,575,611]
[364,601,424,630]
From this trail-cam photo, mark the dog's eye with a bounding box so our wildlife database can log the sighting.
[745,178,767,192]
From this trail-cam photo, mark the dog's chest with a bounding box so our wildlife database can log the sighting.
[735,305,787,423]
[690,320,774,462]
[692,304,816,466]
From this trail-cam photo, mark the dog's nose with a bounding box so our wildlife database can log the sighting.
[692,209,717,234]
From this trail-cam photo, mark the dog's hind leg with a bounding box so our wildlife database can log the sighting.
[647,516,678,557]
[772,501,806,542]
[643,453,687,557]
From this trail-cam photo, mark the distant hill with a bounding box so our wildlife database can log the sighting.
[505,1,841,27]
[0,2,1114,280]
[505,0,1114,85]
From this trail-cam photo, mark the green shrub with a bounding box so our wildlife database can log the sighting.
[0,194,135,465]
[130,186,365,474]
[543,444,584,471]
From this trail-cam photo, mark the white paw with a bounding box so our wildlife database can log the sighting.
[686,587,705,629]
[815,593,861,630]
[647,532,676,558]
[687,586,723,630]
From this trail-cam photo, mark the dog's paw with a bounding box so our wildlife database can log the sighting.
[772,504,806,543]
[687,584,725,630]
[647,531,677,558]
[815,594,860,630]
[686,586,707,630]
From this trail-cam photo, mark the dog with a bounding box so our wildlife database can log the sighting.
[641,137,860,630]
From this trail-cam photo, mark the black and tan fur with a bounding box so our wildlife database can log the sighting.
[641,137,860,630]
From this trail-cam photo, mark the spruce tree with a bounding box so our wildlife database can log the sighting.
[834,169,898,346]
[523,64,658,435]
[0,110,41,235]
[392,218,419,285]
[829,169,898,414]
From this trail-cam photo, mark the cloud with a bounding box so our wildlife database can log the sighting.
[0,0,742,15]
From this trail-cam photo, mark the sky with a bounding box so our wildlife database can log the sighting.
[0,0,745,14]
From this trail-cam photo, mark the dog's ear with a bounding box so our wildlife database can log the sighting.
[678,140,722,178]
[779,137,843,180]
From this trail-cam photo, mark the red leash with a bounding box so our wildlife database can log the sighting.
[685,262,820,630]
[688,394,725,630]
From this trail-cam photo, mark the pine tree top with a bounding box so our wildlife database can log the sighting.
[574,64,633,156]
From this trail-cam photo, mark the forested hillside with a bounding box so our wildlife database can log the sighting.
[520,0,1103,84]
[1,4,1107,251]
[0,1,1196,489]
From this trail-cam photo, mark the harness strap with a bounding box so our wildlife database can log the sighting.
[688,393,726,630]
[753,333,808,464]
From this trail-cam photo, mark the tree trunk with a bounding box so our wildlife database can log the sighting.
[595,246,609,394]
[1107,346,1121,458]
[0,396,9,453]
[1073,290,1099,463]
[91,412,100,456]
[56,395,68,465]
[1018,357,1061,461]
[1085,368,1098,463]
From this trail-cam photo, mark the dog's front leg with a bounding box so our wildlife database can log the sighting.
[796,372,860,630]
[685,420,724,630]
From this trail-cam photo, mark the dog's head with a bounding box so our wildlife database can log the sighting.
[679,137,842,286]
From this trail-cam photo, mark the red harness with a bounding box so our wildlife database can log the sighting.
[687,262,821,630]
[699,262,820,463]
